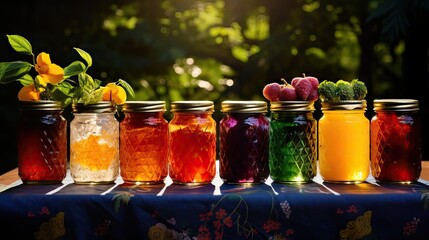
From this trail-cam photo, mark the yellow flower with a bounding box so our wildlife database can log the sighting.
[102,83,127,105]
[34,212,65,240]
[35,52,64,85]
[339,210,372,240]
[18,84,42,101]
[148,225,166,240]
[35,75,48,87]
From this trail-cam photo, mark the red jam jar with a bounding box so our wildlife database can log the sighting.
[371,99,422,183]
[18,100,67,184]
[168,101,216,185]
[120,101,168,184]
[219,100,269,184]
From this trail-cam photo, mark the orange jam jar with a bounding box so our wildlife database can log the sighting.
[70,101,119,184]
[168,101,216,185]
[119,101,168,184]
[318,100,370,183]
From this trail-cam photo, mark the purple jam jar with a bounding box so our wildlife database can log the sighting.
[219,100,269,184]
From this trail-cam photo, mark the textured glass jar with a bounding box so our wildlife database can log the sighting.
[168,101,216,185]
[269,101,317,183]
[371,99,422,183]
[18,101,67,184]
[219,101,269,184]
[70,101,119,184]
[120,101,168,184]
[318,100,370,183]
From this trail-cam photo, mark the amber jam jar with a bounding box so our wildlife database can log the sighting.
[371,99,422,183]
[70,101,119,184]
[120,101,168,184]
[269,101,317,183]
[18,101,67,184]
[318,100,370,183]
[219,100,269,184]
[168,101,216,185]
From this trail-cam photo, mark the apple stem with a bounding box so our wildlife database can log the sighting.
[281,78,289,86]
[302,73,306,77]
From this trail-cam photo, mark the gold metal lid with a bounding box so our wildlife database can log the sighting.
[20,100,62,111]
[122,101,166,112]
[72,101,116,113]
[270,101,315,112]
[170,101,214,112]
[321,100,367,110]
[221,100,267,113]
[373,99,419,112]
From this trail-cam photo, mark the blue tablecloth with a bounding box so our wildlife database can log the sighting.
[1,171,429,240]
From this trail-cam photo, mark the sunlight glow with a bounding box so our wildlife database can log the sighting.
[173,64,185,74]
[191,66,202,77]
[186,58,194,65]
[218,78,234,86]
[197,80,214,91]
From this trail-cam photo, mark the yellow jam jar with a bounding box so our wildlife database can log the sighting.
[318,100,370,183]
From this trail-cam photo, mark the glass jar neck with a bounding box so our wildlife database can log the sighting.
[322,109,366,114]
[271,111,313,119]
[125,112,164,118]
[227,112,263,117]
[174,112,212,117]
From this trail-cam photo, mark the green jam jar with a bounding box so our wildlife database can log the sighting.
[269,101,317,183]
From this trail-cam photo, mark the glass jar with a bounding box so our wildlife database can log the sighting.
[219,101,269,184]
[371,99,422,183]
[318,100,370,183]
[120,101,168,184]
[70,101,119,184]
[18,101,67,184]
[168,101,216,185]
[269,101,317,183]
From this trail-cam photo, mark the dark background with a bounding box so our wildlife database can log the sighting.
[1,0,429,174]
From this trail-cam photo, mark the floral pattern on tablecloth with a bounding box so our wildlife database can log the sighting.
[1,181,429,239]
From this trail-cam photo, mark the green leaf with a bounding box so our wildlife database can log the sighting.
[56,81,75,95]
[7,35,33,55]
[89,88,104,104]
[112,192,133,213]
[64,61,86,78]
[117,79,135,98]
[78,72,95,92]
[231,46,249,62]
[0,61,32,84]
[50,81,75,108]
[18,74,34,86]
[94,79,102,89]
[75,73,104,105]
[73,48,92,69]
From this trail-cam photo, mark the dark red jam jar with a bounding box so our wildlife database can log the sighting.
[371,99,422,183]
[219,100,269,184]
[18,100,67,184]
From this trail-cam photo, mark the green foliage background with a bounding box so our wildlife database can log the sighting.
[0,0,428,174]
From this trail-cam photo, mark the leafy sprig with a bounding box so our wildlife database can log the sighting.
[0,34,134,107]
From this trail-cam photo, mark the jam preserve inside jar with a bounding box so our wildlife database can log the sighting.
[70,101,119,184]
[269,101,317,183]
[119,101,168,184]
[371,99,422,183]
[18,100,67,184]
[219,100,269,184]
[318,100,370,183]
[168,101,216,185]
